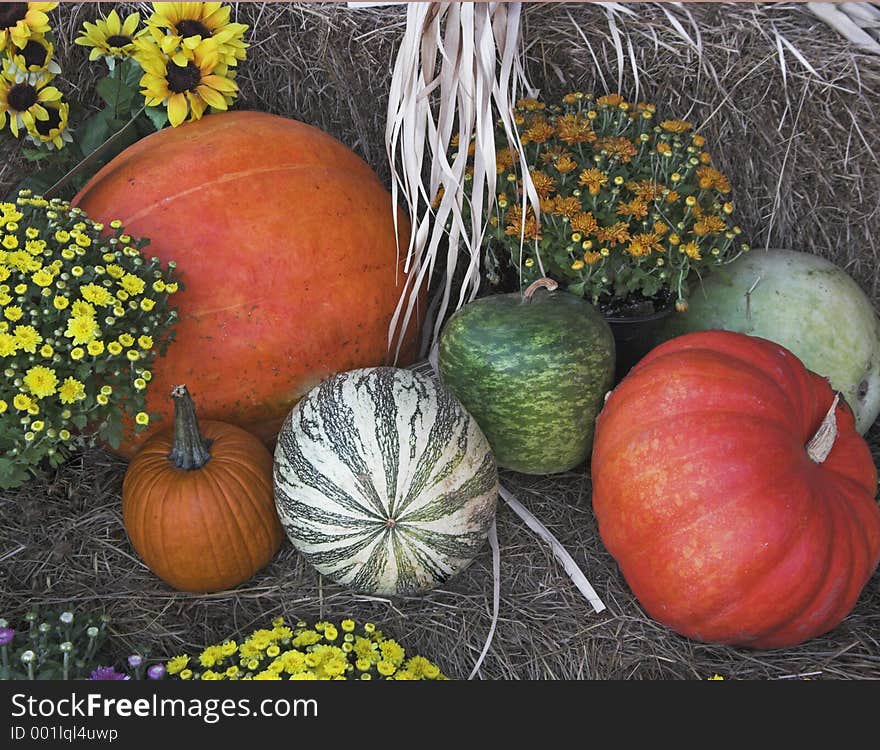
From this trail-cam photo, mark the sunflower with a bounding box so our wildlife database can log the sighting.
[136,39,237,127]
[146,2,247,68]
[25,97,70,150]
[74,10,140,67]
[0,3,56,53]
[4,34,60,83]
[0,70,61,136]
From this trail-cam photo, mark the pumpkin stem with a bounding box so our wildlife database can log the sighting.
[806,393,840,464]
[523,277,558,303]
[168,384,213,470]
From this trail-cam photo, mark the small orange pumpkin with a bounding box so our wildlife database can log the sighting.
[122,384,284,593]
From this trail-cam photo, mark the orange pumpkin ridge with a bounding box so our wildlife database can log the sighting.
[73,110,423,458]
[591,330,880,649]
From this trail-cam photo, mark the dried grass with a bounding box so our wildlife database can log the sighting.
[1,2,879,680]
[2,427,879,681]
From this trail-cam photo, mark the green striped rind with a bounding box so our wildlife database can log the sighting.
[437,289,615,474]
[273,367,499,596]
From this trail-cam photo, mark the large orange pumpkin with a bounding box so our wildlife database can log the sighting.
[72,111,420,457]
[591,330,880,649]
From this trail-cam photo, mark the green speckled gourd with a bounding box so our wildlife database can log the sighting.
[437,279,616,474]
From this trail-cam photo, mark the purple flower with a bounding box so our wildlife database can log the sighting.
[0,628,14,646]
[147,664,166,680]
[127,654,143,668]
[87,666,130,681]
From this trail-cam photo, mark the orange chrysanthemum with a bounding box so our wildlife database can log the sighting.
[596,136,637,163]
[570,211,598,235]
[578,168,608,196]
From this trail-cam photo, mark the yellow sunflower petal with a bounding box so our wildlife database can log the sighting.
[105,9,122,35]
[196,84,227,110]
[200,74,237,93]
[38,87,62,103]
[122,12,141,36]
[166,92,188,127]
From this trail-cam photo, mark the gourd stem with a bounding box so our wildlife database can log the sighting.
[167,384,212,470]
[806,393,840,465]
[523,277,558,303]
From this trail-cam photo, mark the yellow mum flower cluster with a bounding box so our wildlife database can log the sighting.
[0,192,180,489]
[466,91,750,312]
[165,617,447,681]
[0,3,71,150]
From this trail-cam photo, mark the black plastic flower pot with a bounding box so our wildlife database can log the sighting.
[604,305,674,385]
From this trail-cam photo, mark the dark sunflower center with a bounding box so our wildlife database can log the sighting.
[20,39,48,68]
[176,19,211,39]
[35,107,61,136]
[166,61,201,93]
[0,3,28,30]
[8,82,37,112]
[105,34,131,48]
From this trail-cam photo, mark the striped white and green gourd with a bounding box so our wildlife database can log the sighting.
[273,367,499,596]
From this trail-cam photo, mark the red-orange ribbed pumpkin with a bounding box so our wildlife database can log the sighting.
[72,111,420,458]
[591,330,880,649]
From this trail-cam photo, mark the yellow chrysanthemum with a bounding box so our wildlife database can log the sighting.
[3,305,23,321]
[70,299,95,318]
[75,10,140,64]
[13,393,32,410]
[27,266,49,286]
[80,283,115,307]
[0,3,56,53]
[23,364,57,398]
[199,645,224,668]
[379,639,405,667]
[0,70,62,137]
[376,660,396,677]
[64,314,99,345]
[135,38,238,127]
[14,324,40,352]
[166,655,189,675]
[58,376,85,404]
[0,331,17,356]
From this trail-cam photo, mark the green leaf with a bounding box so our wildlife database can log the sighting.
[21,147,58,163]
[117,57,144,90]
[143,105,168,131]
[640,275,662,298]
[76,109,114,157]
[96,76,136,118]
[102,412,123,450]
[567,281,586,297]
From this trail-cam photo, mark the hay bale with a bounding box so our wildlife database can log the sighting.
[3,2,879,300]
[1,2,879,680]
